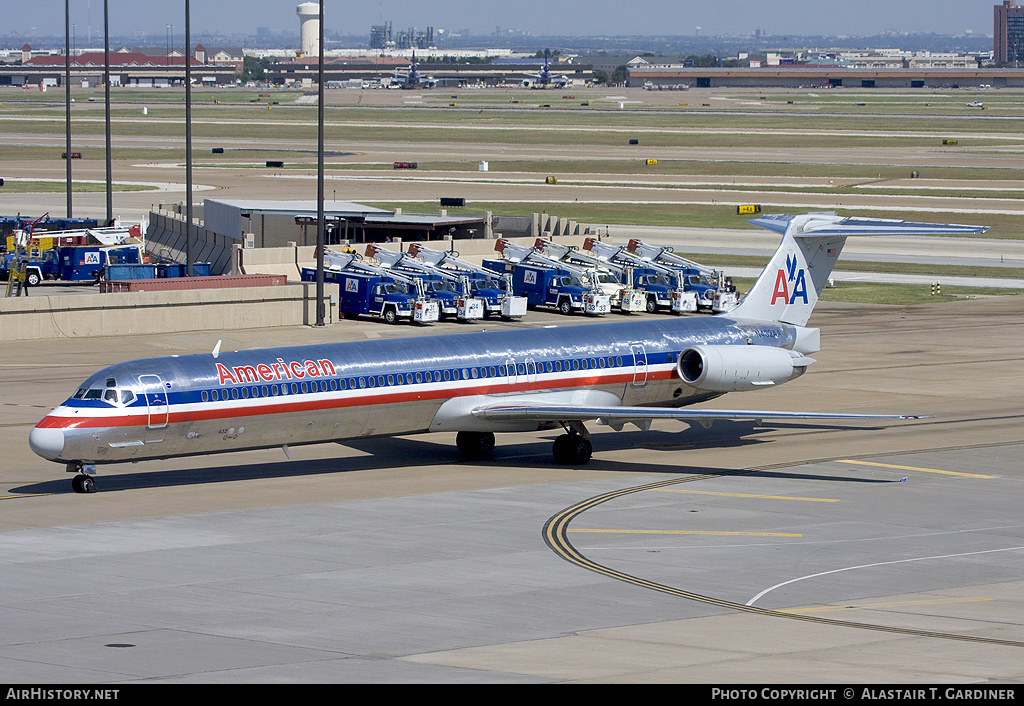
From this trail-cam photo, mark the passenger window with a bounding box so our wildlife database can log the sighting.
[301,382,309,393]
[231,388,239,400]
[202,391,209,403]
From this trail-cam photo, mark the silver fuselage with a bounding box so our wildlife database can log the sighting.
[30,316,798,466]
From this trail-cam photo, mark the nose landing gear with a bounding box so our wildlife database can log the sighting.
[67,462,98,494]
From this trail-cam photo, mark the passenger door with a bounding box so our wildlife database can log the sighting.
[139,374,169,429]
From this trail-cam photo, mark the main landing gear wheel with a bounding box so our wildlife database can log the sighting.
[552,434,592,465]
[71,474,96,494]
[456,431,495,458]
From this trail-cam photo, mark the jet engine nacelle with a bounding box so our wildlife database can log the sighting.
[676,345,812,393]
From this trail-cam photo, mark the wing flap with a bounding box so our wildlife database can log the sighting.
[471,404,929,423]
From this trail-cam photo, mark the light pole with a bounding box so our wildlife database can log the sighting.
[184,2,193,276]
[315,1,326,326]
[65,0,72,218]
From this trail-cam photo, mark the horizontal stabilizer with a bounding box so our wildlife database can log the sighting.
[748,212,989,237]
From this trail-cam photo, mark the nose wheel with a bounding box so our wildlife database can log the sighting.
[67,462,97,494]
[71,474,96,494]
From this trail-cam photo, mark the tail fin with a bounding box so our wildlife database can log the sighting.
[727,212,989,326]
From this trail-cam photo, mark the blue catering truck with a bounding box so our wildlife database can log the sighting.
[626,238,738,312]
[302,250,440,324]
[484,239,610,316]
[2,243,144,285]
[2,222,145,286]
[483,257,609,316]
[406,243,527,319]
[364,243,488,321]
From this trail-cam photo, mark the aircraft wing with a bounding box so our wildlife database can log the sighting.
[472,403,928,427]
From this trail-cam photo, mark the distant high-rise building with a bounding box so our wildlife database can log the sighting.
[994,1,1024,64]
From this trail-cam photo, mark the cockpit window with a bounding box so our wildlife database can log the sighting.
[121,390,135,405]
[104,389,118,403]
[84,389,102,400]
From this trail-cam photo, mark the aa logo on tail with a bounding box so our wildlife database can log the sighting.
[770,252,808,306]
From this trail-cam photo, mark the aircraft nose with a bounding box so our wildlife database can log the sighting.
[29,425,65,461]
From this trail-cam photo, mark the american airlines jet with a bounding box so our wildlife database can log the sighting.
[30,213,987,493]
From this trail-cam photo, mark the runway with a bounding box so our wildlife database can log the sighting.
[1,299,1022,682]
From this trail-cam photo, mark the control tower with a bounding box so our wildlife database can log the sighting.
[296,2,320,57]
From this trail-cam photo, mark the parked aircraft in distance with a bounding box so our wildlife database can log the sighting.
[521,49,570,88]
[30,213,988,493]
[389,51,436,89]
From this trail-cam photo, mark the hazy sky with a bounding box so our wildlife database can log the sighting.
[8,0,996,42]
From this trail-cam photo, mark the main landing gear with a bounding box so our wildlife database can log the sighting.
[456,431,496,458]
[455,423,593,466]
[552,421,592,465]
[67,462,97,494]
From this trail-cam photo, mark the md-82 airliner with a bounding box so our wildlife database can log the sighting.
[30,213,987,493]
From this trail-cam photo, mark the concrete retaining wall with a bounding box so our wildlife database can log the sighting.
[146,210,234,275]
[0,284,311,341]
